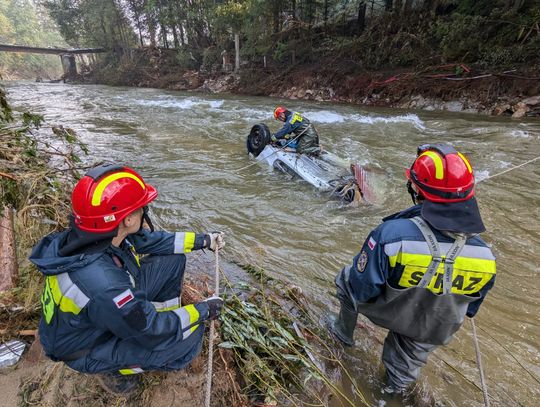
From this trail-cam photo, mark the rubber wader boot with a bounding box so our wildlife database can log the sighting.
[330,305,358,347]
[96,373,141,395]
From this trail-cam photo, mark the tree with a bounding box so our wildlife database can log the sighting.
[0,0,66,78]
[45,0,136,49]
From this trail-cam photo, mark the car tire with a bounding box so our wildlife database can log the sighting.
[247,123,271,157]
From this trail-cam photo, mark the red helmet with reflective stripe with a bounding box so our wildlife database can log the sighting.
[406,144,475,203]
[71,164,158,233]
[274,106,287,120]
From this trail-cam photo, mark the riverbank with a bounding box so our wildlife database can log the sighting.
[83,48,540,118]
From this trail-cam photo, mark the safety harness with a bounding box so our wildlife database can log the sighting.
[410,216,467,294]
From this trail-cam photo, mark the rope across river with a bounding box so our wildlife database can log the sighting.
[477,156,539,184]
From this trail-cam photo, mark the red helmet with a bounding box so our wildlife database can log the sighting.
[71,164,158,233]
[274,106,287,120]
[406,144,475,203]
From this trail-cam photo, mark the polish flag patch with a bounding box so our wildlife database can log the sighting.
[367,236,377,250]
[113,289,134,309]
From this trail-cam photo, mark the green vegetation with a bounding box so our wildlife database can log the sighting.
[220,263,369,406]
[40,0,539,73]
[0,0,66,79]
[0,83,87,309]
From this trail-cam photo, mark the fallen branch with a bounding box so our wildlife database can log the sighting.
[0,329,37,336]
[0,171,17,180]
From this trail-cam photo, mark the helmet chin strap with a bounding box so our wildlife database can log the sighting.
[139,206,155,233]
[407,180,418,205]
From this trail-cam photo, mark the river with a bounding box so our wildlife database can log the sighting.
[4,81,540,406]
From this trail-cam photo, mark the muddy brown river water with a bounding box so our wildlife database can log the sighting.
[4,81,539,406]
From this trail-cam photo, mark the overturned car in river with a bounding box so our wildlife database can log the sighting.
[246,123,372,203]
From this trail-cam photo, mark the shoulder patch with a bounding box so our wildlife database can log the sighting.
[113,289,134,309]
[367,236,377,250]
[356,250,368,273]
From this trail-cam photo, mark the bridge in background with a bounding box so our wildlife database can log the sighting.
[0,44,105,78]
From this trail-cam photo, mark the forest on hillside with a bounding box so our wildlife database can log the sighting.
[0,0,66,79]
[42,0,540,73]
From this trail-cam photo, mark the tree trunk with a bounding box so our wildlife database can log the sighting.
[357,1,367,35]
[137,18,144,47]
[234,33,240,72]
[308,0,315,27]
[324,0,329,32]
[0,207,18,293]
[385,0,393,12]
[424,0,439,13]
[403,0,414,14]
[161,23,169,48]
[172,25,180,48]
[513,0,525,12]
[148,16,157,47]
[273,2,280,33]
[179,22,185,46]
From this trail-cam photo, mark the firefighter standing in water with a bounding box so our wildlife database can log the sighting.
[330,144,496,394]
[30,163,225,394]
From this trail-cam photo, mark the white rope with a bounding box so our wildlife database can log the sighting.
[236,124,312,172]
[477,156,539,184]
[204,247,220,407]
[470,318,490,407]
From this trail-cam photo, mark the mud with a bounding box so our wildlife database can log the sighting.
[82,48,540,117]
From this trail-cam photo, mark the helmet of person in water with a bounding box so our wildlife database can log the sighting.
[406,143,485,233]
[71,164,157,233]
[274,106,287,120]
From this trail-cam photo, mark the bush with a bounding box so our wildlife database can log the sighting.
[273,42,290,64]
[175,48,201,70]
[202,46,223,71]
[431,14,487,62]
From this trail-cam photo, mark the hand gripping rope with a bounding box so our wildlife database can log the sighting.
[204,246,220,407]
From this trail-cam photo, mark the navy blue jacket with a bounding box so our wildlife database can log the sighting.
[273,111,311,139]
[347,205,496,318]
[30,228,209,361]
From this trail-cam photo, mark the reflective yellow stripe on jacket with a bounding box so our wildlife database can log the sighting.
[385,240,496,295]
[41,273,90,324]
[152,297,180,312]
[290,112,303,124]
[173,232,196,253]
[173,304,200,339]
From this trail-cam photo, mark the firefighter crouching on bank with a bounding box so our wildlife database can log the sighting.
[330,144,496,394]
[30,163,225,394]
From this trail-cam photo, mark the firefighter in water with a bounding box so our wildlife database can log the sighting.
[330,144,496,394]
[272,106,321,155]
[30,164,225,394]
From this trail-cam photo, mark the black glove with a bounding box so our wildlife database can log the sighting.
[202,296,224,320]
